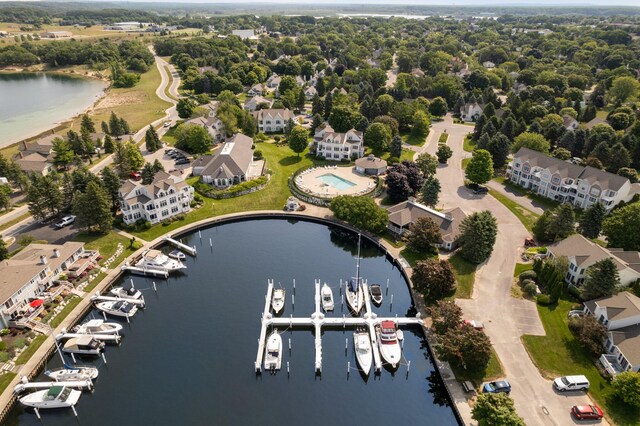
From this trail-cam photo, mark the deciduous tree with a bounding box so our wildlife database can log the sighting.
[612,372,640,408]
[288,125,309,157]
[439,323,492,370]
[421,176,441,207]
[603,203,640,251]
[429,300,462,336]
[512,132,550,153]
[568,316,608,356]
[412,259,456,299]
[405,216,442,253]
[329,196,388,234]
[436,144,453,164]
[465,149,493,185]
[415,152,438,177]
[364,122,392,153]
[472,394,525,426]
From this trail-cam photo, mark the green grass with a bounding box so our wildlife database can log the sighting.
[376,147,415,163]
[449,253,476,299]
[162,65,178,101]
[400,247,436,267]
[74,231,133,257]
[0,372,17,395]
[463,134,476,152]
[14,335,46,366]
[493,177,560,211]
[401,130,428,147]
[461,158,471,170]
[438,133,449,144]
[50,296,82,328]
[450,349,504,386]
[522,298,639,426]
[0,212,31,232]
[514,263,534,277]
[488,188,540,232]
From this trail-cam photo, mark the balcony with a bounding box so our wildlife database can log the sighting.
[600,354,625,377]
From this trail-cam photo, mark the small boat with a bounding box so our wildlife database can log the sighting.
[19,386,81,409]
[264,330,282,371]
[136,249,186,272]
[168,249,186,261]
[109,286,142,300]
[72,319,123,335]
[321,283,334,312]
[94,300,138,318]
[272,288,285,314]
[45,365,99,381]
[369,284,383,306]
[345,278,365,315]
[377,321,402,368]
[63,336,105,356]
[353,329,373,376]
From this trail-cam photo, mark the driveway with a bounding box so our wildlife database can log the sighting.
[6,218,82,251]
[422,115,606,426]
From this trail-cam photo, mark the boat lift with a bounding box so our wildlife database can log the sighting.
[254,280,422,375]
[54,332,121,344]
[14,377,93,394]
[163,236,197,256]
[90,292,146,307]
[121,265,169,278]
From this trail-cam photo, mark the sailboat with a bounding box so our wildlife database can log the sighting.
[45,365,99,382]
[321,283,334,311]
[353,328,373,376]
[345,234,365,315]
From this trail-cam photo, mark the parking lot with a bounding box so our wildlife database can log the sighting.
[7,218,82,251]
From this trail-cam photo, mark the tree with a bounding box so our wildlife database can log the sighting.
[412,259,456,300]
[612,372,640,409]
[80,113,95,134]
[618,167,638,183]
[436,145,453,164]
[568,316,608,356]
[364,122,392,153]
[439,323,492,370]
[546,203,575,241]
[608,76,640,104]
[288,126,308,157]
[176,98,196,119]
[100,167,121,209]
[145,126,161,153]
[329,196,388,234]
[405,216,442,253]
[385,161,424,203]
[52,138,74,169]
[311,94,323,117]
[581,258,620,300]
[472,394,525,426]
[108,112,123,138]
[112,140,144,178]
[486,133,510,168]
[465,149,493,185]
[103,135,115,154]
[152,159,164,173]
[421,176,441,207]
[328,105,357,133]
[578,203,606,239]
[533,210,553,242]
[323,92,333,120]
[603,203,640,251]
[0,238,7,262]
[429,300,462,336]
[0,185,11,211]
[415,152,438,177]
[175,124,213,154]
[428,97,448,118]
[458,211,498,264]
[512,132,550,153]
[390,135,402,159]
[141,162,156,185]
[412,110,430,135]
[72,181,113,233]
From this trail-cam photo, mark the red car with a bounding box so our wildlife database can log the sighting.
[571,405,604,420]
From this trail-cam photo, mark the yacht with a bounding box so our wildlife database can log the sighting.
[136,249,186,271]
[63,336,105,356]
[353,328,373,376]
[369,284,383,306]
[72,319,123,335]
[377,321,402,368]
[94,300,138,318]
[109,286,143,300]
[345,234,365,315]
[271,288,286,314]
[168,249,186,261]
[45,365,99,382]
[321,283,334,311]
[19,386,81,409]
[264,330,282,371]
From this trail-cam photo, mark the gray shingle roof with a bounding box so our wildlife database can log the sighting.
[387,200,467,243]
[201,134,254,179]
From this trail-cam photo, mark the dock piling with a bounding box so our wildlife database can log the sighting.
[386,278,389,295]
[293,279,295,295]
[153,281,157,292]
[101,352,107,365]
[34,408,41,420]
[390,294,393,311]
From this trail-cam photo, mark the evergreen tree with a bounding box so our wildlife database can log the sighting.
[80,113,95,133]
[581,258,620,300]
[578,202,606,239]
[52,138,74,169]
[458,211,498,264]
[152,159,164,173]
[316,77,325,97]
[472,114,487,141]
[390,135,403,158]
[486,133,510,168]
[500,116,517,140]
[145,126,161,152]
[72,181,113,233]
[421,176,441,207]
[109,112,123,138]
[323,92,333,120]
[100,167,121,209]
[547,204,575,241]
[103,135,115,154]
[0,237,8,261]
[557,131,575,153]
[477,133,491,150]
[119,118,130,135]
[355,116,369,132]
[311,94,323,116]
[311,114,324,132]
[296,88,306,112]
[101,121,110,134]
[141,163,156,184]
[607,143,631,173]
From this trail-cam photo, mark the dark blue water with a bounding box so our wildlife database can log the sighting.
[7,219,458,426]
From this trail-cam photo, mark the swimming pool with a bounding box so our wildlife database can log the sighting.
[316,173,356,190]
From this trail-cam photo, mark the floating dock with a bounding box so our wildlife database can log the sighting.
[163,236,197,256]
[54,332,121,344]
[90,293,146,307]
[14,379,93,394]
[121,265,168,278]
[255,279,422,374]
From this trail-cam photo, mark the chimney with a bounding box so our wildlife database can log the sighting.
[39,255,47,265]
[53,249,60,258]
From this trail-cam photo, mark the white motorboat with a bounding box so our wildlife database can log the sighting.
[72,319,123,335]
[95,300,138,318]
[353,329,373,376]
[369,284,383,306]
[377,321,402,368]
[168,249,186,261]
[321,283,334,312]
[271,288,285,314]
[109,286,142,300]
[19,386,81,409]
[63,336,105,356]
[45,365,99,381]
[136,249,186,271]
[264,330,283,371]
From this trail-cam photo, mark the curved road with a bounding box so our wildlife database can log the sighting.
[418,115,608,426]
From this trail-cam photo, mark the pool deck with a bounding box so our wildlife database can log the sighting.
[295,166,375,198]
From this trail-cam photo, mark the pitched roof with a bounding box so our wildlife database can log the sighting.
[547,234,639,273]
[201,133,254,179]
[563,115,578,128]
[514,147,612,183]
[355,155,387,170]
[609,324,640,365]
[319,128,363,145]
[579,166,629,192]
[589,292,640,322]
[253,109,294,121]
[120,171,190,204]
[387,199,467,243]
[244,95,271,107]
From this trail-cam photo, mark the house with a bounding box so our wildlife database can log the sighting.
[304,86,317,100]
[266,74,281,89]
[459,102,484,122]
[231,29,256,40]
[253,109,294,133]
[184,102,226,142]
[314,124,364,161]
[14,152,53,175]
[482,61,496,69]
[18,134,57,157]
[330,87,348,96]
[563,115,579,130]
[193,133,263,188]
[244,95,272,112]
[355,155,387,175]
[583,292,640,376]
[104,22,147,31]
[507,147,639,211]
[547,234,640,287]
[387,198,467,251]
[40,31,72,38]
[0,242,99,328]
[119,171,194,225]
[410,68,425,77]
[247,83,265,97]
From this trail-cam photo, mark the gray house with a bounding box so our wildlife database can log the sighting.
[193,134,259,188]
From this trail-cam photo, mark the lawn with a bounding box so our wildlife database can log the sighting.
[449,253,476,299]
[0,212,31,233]
[438,133,449,144]
[450,348,504,386]
[0,372,16,395]
[514,262,533,277]
[522,298,640,426]
[374,147,415,163]
[461,158,471,170]
[493,177,560,211]
[400,247,436,267]
[74,231,132,257]
[401,130,428,147]
[488,188,540,232]
[50,296,82,328]
[463,134,476,152]
[14,335,46,366]
[163,65,178,101]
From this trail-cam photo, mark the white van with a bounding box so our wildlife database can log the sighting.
[553,375,590,392]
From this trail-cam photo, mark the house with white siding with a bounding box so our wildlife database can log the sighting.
[459,102,484,122]
[244,95,272,112]
[314,124,364,161]
[253,109,294,133]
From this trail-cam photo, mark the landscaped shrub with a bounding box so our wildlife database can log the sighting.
[253,150,263,160]
[135,219,152,231]
[524,282,538,297]
[569,316,607,356]
[519,270,537,283]
[0,329,9,336]
[0,352,9,362]
[161,219,171,227]
[536,294,551,305]
[0,341,5,351]
[195,176,268,199]
[568,285,582,300]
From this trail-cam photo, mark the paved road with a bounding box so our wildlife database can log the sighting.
[420,115,606,426]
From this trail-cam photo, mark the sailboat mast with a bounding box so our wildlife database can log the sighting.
[355,233,361,283]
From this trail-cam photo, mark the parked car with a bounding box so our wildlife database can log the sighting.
[163,121,171,128]
[463,320,484,330]
[567,310,585,319]
[553,375,590,392]
[483,380,511,394]
[571,405,603,420]
[473,185,489,194]
[130,171,142,181]
[175,159,190,165]
[54,215,76,229]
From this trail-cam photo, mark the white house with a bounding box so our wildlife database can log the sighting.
[304,86,318,100]
[459,102,484,122]
[184,102,226,142]
[119,171,194,225]
[247,83,265,97]
[547,234,640,287]
[266,74,281,89]
[482,61,496,69]
[244,95,272,112]
[507,147,639,211]
[231,29,256,40]
[253,109,294,133]
[584,292,640,376]
[192,134,261,187]
[314,124,364,161]
[563,115,579,130]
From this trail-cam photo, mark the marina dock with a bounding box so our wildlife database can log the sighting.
[163,236,197,256]
[255,280,423,374]
[120,265,169,278]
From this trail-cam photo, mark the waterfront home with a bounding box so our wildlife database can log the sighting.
[0,242,99,328]
[193,133,263,188]
[583,292,640,376]
[355,155,387,176]
[507,147,639,211]
[314,124,364,161]
[547,234,640,287]
[387,198,467,251]
[253,109,294,133]
[459,102,484,122]
[14,152,53,176]
[244,95,272,112]
[119,171,194,225]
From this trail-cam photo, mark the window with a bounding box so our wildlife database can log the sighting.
[552,176,560,184]
[162,210,169,217]
[133,212,141,220]
[523,165,530,172]
[169,197,177,204]
[159,200,168,207]
[146,204,155,211]
[171,206,179,213]
[149,214,157,220]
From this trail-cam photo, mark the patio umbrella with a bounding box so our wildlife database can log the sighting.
[29,299,44,308]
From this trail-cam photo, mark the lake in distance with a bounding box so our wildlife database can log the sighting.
[6,219,459,426]
[0,73,106,148]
